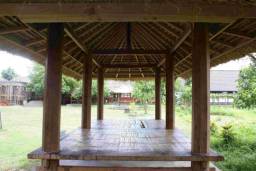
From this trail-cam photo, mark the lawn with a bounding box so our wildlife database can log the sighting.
[0,105,255,171]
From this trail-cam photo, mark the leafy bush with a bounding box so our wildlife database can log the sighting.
[210,121,218,135]
[221,124,236,145]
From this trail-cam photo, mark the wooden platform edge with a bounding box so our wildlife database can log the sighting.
[35,166,218,171]
[28,149,224,162]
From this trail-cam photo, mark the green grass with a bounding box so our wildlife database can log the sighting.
[0,105,255,171]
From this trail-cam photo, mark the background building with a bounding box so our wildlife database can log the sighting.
[0,77,29,105]
[210,70,239,105]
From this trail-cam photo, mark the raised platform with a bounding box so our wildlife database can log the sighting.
[28,120,223,162]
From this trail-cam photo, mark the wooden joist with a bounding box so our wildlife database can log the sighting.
[92,49,168,55]
[0,26,28,35]
[0,2,255,23]
[158,27,191,67]
[64,24,101,67]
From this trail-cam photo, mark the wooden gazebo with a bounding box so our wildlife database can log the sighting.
[0,1,255,171]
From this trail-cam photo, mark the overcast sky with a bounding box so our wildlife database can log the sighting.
[0,50,252,77]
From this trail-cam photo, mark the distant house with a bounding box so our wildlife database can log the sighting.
[210,70,239,93]
[107,81,134,104]
[210,70,240,105]
[0,77,29,105]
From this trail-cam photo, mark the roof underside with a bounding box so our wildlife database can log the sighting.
[0,2,255,80]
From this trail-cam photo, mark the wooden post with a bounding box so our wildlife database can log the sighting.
[165,55,175,129]
[191,23,210,171]
[155,67,161,120]
[97,68,104,120]
[42,23,64,170]
[81,54,92,129]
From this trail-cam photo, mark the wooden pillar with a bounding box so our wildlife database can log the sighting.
[81,54,92,129]
[97,68,104,120]
[191,23,210,171]
[155,67,161,120]
[42,23,64,170]
[165,55,175,129]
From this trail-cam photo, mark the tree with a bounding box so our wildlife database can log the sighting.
[28,64,80,100]
[132,80,155,114]
[27,64,45,97]
[234,56,256,108]
[1,67,16,81]
[72,80,110,103]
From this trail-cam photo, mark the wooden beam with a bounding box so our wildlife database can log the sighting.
[97,68,104,120]
[42,23,64,170]
[223,30,254,39]
[155,67,161,120]
[1,2,255,23]
[102,64,155,68]
[165,54,175,129]
[127,22,132,49]
[93,49,168,55]
[191,23,210,171]
[0,26,28,35]
[175,21,236,69]
[81,53,92,129]
[64,24,101,67]
[158,28,191,67]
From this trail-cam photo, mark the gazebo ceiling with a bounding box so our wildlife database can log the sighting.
[0,2,255,79]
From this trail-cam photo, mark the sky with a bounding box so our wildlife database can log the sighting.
[0,50,252,77]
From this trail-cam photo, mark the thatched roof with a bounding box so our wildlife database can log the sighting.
[0,1,255,80]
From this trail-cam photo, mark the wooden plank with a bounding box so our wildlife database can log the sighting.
[81,53,92,129]
[165,55,175,129]
[57,167,192,171]
[191,23,210,171]
[97,68,104,120]
[42,23,63,153]
[155,67,161,120]
[28,121,224,162]
[92,49,168,55]
[0,2,255,23]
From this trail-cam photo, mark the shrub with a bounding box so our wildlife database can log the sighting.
[210,121,218,135]
[221,124,236,145]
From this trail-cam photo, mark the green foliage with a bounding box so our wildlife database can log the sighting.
[71,81,82,100]
[221,124,236,145]
[132,80,155,114]
[62,76,79,96]
[28,64,79,98]
[27,64,45,97]
[1,67,17,81]
[234,57,256,108]
[210,106,234,116]
[210,121,218,135]
[178,78,192,106]
[71,80,110,101]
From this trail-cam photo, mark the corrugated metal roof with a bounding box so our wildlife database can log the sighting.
[107,80,133,94]
[210,70,239,92]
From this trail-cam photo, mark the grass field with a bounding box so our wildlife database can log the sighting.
[0,105,255,171]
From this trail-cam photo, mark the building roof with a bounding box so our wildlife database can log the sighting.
[107,81,133,94]
[0,2,255,79]
[210,70,240,92]
[0,76,29,84]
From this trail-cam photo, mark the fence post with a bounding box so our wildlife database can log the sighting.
[0,112,2,129]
